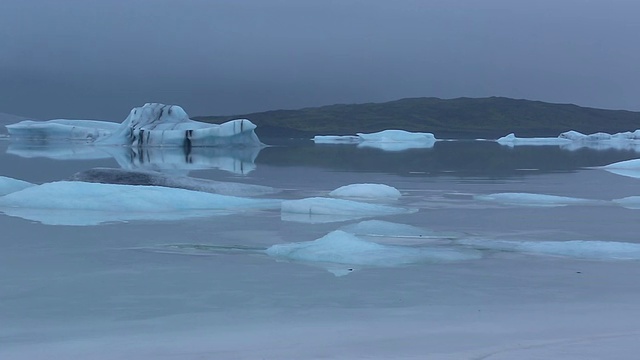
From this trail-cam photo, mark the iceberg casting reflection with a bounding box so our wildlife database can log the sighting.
[7,143,262,175]
[6,103,262,147]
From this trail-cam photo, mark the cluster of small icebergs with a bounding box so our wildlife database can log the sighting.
[496,130,640,150]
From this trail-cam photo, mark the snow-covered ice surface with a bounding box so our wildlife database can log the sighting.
[6,103,262,147]
[3,140,640,359]
[313,129,437,151]
[329,183,401,199]
[497,130,640,151]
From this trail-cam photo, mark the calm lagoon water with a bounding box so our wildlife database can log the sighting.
[2,139,640,359]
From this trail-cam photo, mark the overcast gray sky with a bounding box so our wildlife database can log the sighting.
[1,0,639,120]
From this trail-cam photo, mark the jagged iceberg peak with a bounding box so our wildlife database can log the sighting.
[6,103,263,147]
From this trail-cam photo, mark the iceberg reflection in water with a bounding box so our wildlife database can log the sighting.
[6,142,262,175]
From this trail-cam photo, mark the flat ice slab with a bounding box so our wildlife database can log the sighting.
[329,183,401,199]
[0,181,280,225]
[0,176,35,196]
[6,103,262,147]
[475,192,596,207]
[313,129,437,151]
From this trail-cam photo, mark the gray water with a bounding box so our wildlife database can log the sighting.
[2,139,640,359]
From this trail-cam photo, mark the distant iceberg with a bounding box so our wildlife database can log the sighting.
[0,181,280,225]
[6,103,262,147]
[496,130,640,150]
[329,183,401,200]
[313,129,437,151]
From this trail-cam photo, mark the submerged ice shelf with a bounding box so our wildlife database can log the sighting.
[6,103,262,147]
[281,197,416,223]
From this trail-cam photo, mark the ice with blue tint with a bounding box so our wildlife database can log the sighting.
[0,176,35,196]
[329,183,401,199]
[6,103,262,147]
[0,181,280,225]
[313,129,437,151]
[601,159,640,179]
[266,230,482,271]
[70,168,279,197]
[281,197,416,223]
[459,238,640,260]
[475,192,597,207]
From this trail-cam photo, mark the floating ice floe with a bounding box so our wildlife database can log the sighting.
[459,238,640,260]
[0,176,35,196]
[70,168,278,197]
[329,183,401,200]
[0,181,280,225]
[266,230,482,275]
[280,197,416,223]
[600,159,640,179]
[6,103,262,147]
[496,130,640,151]
[313,129,437,151]
[475,192,597,207]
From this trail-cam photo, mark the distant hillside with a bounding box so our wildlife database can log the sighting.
[194,97,640,138]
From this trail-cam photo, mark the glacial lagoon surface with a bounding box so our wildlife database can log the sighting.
[2,138,640,359]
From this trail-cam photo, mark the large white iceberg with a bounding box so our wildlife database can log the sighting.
[281,197,416,223]
[0,181,280,225]
[0,176,35,196]
[496,133,572,146]
[313,129,437,151]
[459,238,640,260]
[329,183,401,200]
[6,103,262,147]
[475,192,598,207]
[266,230,481,271]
